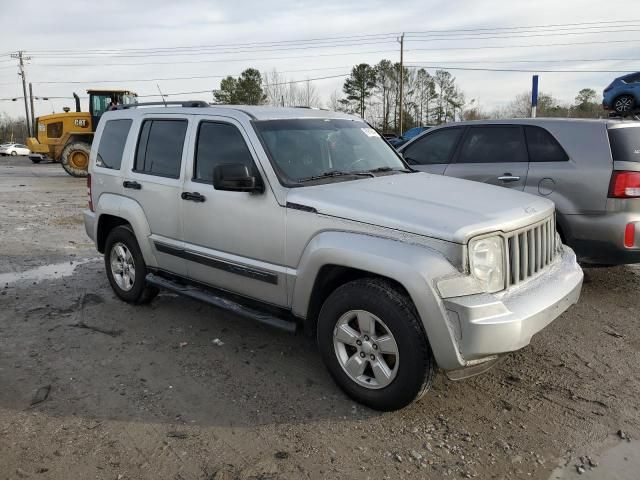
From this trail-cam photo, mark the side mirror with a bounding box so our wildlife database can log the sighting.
[213,164,262,193]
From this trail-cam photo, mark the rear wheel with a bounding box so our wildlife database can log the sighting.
[317,278,435,411]
[30,157,41,164]
[104,225,158,304]
[10,151,16,156]
[60,141,90,177]
[614,95,635,115]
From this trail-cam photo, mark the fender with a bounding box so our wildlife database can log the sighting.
[96,193,158,267]
[291,231,466,370]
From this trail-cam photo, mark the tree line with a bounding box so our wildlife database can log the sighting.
[213,64,605,134]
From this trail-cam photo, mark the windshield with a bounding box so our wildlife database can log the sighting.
[254,118,408,185]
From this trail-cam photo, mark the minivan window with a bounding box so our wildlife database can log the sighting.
[96,119,132,170]
[195,122,256,183]
[608,127,640,163]
[135,119,187,178]
[457,126,528,164]
[403,127,462,165]
[524,125,569,162]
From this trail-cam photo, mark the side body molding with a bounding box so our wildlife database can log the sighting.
[291,231,466,370]
[96,193,158,267]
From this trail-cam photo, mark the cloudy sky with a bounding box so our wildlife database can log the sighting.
[1,0,638,119]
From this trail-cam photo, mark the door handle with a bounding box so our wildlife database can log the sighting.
[181,192,206,202]
[123,180,142,190]
[498,174,521,183]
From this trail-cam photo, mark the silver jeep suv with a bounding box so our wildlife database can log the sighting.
[84,102,583,410]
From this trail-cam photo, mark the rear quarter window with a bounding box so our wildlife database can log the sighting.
[524,125,569,162]
[96,119,132,170]
[608,127,640,163]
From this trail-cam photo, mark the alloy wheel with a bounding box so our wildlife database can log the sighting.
[110,242,136,291]
[333,309,399,389]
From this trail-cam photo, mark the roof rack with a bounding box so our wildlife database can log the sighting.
[114,100,209,110]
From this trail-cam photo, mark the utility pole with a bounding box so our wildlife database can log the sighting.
[29,83,36,137]
[398,32,405,134]
[11,51,32,137]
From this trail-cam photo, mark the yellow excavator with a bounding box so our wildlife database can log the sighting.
[27,89,137,177]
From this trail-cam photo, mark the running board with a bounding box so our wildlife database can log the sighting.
[146,273,297,333]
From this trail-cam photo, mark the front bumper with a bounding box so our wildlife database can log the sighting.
[443,245,583,363]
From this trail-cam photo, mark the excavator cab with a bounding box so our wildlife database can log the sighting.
[88,89,138,127]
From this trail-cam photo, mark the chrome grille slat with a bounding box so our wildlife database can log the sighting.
[505,215,558,288]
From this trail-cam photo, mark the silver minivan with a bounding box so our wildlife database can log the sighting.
[399,119,640,265]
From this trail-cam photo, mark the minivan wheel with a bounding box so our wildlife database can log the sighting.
[317,278,435,411]
[614,95,635,115]
[104,225,158,304]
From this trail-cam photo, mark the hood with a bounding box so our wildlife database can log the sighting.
[286,173,554,244]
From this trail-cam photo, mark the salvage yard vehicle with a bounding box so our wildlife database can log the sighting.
[84,103,583,410]
[0,143,30,156]
[603,72,640,115]
[399,119,640,265]
[26,89,137,177]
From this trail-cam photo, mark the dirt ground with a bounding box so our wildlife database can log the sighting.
[0,157,639,480]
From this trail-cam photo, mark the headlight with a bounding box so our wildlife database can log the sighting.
[469,236,505,293]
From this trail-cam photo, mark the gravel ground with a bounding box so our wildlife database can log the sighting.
[1,157,639,480]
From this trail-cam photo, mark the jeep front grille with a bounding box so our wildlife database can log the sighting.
[506,215,557,287]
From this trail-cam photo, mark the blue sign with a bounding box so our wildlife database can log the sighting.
[531,75,539,107]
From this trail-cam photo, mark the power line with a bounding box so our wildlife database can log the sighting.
[17,47,400,69]
[29,39,400,59]
[31,66,354,85]
[26,33,399,54]
[0,73,351,102]
[406,38,640,52]
[407,65,637,73]
[404,18,640,34]
[406,28,640,42]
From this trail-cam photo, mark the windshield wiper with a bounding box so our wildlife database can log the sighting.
[355,166,413,175]
[297,170,374,183]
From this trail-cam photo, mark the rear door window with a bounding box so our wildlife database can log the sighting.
[134,119,187,178]
[96,119,132,170]
[608,127,640,162]
[524,126,569,162]
[456,126,528,163]
[402,127,462,165]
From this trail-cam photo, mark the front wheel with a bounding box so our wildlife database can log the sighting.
[317,278,435,411]
[60,141,90,177]
[104,225,158,304]
[10,151,17,156]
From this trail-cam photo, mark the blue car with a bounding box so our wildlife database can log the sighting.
[603,72,640,115]
[388,126,433,148]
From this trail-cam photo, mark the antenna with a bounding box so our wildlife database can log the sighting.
[156,83,167,106]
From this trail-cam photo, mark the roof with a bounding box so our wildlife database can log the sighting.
[86,89,137,94]
[104,104,360,121]
[434,117,640,129]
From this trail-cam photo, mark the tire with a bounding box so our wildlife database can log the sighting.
[30,157,41,164]
[10,151,17,156]
[104,225,158,304]
[60,141,90,177]
[317,278,435,411]
[614,95,635,115]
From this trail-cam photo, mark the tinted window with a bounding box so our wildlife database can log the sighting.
[608,127,640,162]
[457,126,527,163]
[524,126,569,162]
[195,122,255,182]
[47,122,63,139]
[96,119,132,170]
[623,73,640,84]
[403,128,462,165]
[135,119,187,178]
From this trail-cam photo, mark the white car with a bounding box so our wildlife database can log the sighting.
[0,143,31,156]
